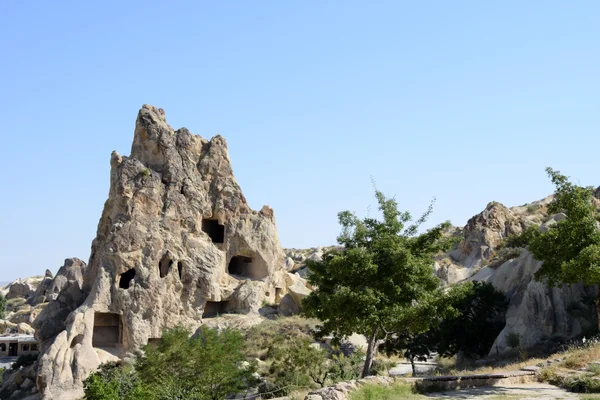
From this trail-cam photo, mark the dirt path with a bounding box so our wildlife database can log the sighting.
[424,383,580,399]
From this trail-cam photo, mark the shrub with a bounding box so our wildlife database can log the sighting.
[0,293,5,319]
[10,354,37,370]
[85,326,258,400]
[499,225,540,250]
[369,358,396,376]
[351,382,422,400]
[83,362,148,400]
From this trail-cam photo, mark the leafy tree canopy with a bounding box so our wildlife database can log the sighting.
[84,326,257,400]
[303,188,457,377]
[530,167,600,287]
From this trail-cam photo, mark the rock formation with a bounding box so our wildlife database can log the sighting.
[33,105,287,399]
[435,195,597,357]
[472,250,596,355]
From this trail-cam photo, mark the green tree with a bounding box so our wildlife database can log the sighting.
[433,281,507,360]
[528,168,600,331]
[379,282,502,375]
[83,362,149,400]
[303,188,456,377]
[380,331,435,376]
[0,293,6,319]
[135,326,257,400]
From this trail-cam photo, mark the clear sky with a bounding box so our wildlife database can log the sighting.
[1,1,599,282]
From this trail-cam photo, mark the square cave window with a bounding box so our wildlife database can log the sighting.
[202,301,230,318]
[92,312,122,348]
[202,219,224,244]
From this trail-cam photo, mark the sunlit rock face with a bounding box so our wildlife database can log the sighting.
[34,105,287,399]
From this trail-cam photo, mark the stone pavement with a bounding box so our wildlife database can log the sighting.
[424,383,578,399]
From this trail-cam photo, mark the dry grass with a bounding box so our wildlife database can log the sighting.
[536,340,600,393]
[436,355,548,377]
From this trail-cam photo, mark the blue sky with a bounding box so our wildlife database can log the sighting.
[1,1,599,281]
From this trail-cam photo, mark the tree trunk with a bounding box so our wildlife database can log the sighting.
[361,326,379,378]
[410,356,416,376]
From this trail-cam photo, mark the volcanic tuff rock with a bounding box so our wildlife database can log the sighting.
[436,194,598,357]
[34,105,287,399]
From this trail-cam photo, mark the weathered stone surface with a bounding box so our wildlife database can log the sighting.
[437,196,596,356]
[6,278,38,300]
[471,250,597,355]
[279,294,299,316]
[447,201,525,271]
[34,105,288,399]
[31,258,87,306]
[0,361,39,400]
[17,322,35,334]
[33,258,88,344]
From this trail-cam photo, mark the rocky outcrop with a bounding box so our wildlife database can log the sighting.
[0,361,40,400]
[471,251,597,355]
[33,258,88,344]
[446,202,525,272]
[34,105,287,399]
[434,195,596,356]
[5,278,39,300]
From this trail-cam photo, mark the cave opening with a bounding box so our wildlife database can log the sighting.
[202,301,230,318]
[92,313,122,348]
[228,255,268,280]
[159,254,173,278]
[202,219,224,244]
[119,268,136,289]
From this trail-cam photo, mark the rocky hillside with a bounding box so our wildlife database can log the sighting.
[31,105,299,400]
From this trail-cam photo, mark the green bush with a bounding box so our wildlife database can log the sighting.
[0,293,5,319]
[84,326,258,400]
[499,225,540,250]
[369,358,396,376]
[83,363,148,400]
[10,354,37,370]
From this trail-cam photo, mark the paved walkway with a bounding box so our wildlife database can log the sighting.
[424,383,578,399]
[389,361,438,376]
[0,356,18,369]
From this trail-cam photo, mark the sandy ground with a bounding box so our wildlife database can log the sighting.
[424,383,580,399]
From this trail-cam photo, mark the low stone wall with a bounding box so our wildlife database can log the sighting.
[303,370,537,400]
[411,370,535,392]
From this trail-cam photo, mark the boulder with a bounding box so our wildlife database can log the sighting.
[35,105,287,399]
[17,322,35,334]
[5,279,36,300]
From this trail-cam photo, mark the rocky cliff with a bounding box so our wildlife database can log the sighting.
[33,105,287,399]
[435,195,598,357]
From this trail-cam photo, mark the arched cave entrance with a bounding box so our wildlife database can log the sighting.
[159,254,173,278]
[227,255,268,280]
